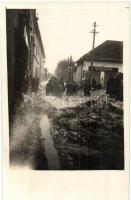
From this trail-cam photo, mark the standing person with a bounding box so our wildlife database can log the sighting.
[54,79,59,96]
[46,80,52,95]
[92,78,97,90]
[112,73,118,99]
[78,81,84,97]
[63,81,68,97]
[84,79,91,96]
[72,82,77,96]
[100,72,105,89]
[115,73,123,101]
[65,81,70,96]
[49,79,54,96]
[106,74,114,96]
[36,76,40,93]
[34,75,39,93]
[119,73,123,101]
[57,80,64,97]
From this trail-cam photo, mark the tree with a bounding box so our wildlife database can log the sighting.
[55,57,75,82]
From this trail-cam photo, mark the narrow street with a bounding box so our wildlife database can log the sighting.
[9,88,124,170]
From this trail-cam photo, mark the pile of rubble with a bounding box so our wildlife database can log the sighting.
[10,90,124,170]
[49,98,124,170]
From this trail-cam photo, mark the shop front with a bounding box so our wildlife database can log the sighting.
[88,66,118,89]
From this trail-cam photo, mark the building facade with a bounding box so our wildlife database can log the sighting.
[31,15,46,81]
[6,9,46,116]
[73,40,123,88]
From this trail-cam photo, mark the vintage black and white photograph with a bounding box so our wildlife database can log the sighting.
[7,3,125,170]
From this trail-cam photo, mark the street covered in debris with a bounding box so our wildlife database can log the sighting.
[6,8,124,170]
[10,87,124,170]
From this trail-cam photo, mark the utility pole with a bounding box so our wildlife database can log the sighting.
[90,22,99,95]
[68,56,72,82]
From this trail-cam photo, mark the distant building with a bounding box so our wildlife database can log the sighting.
[73,40,123,88]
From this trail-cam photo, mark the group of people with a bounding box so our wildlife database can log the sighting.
[45,72,123,101]
[106,73,123,101]
[64,81,79,96]
[46,77,64,97]
[45,78,91,97]
[23,71,40,94]
[45,77,99,97]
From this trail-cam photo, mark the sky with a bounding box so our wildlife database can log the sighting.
[37,2,129,73]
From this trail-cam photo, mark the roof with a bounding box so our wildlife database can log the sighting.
[77,40,123,64]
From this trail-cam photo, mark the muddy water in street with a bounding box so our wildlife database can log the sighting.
[40,115,60,170]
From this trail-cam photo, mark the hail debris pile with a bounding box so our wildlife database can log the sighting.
[49,98,124,170]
